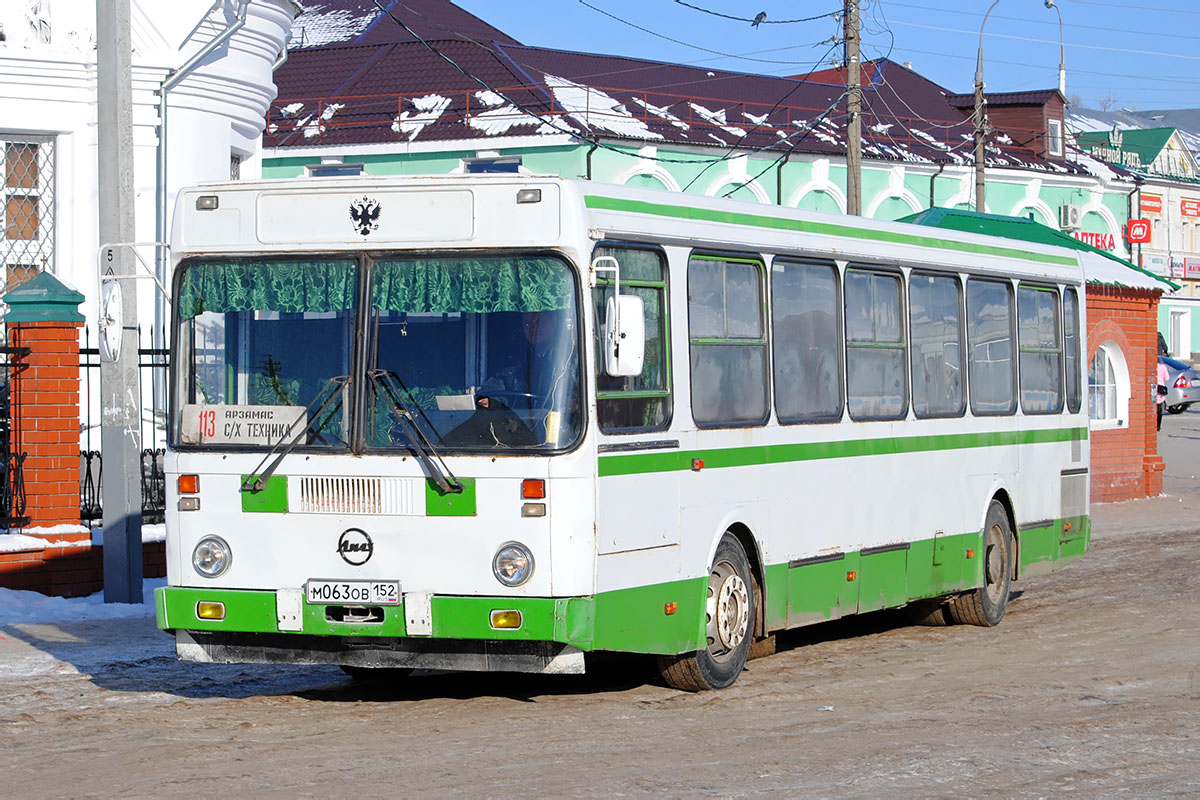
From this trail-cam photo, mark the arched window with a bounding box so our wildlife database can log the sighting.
[1088,341,1130,429]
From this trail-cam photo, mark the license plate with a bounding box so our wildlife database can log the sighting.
[305,580,400,605]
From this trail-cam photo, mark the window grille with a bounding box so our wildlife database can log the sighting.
[1,133,55,293]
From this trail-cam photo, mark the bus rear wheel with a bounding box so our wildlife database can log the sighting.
[948,500,1013,627]
[657,533,755,691]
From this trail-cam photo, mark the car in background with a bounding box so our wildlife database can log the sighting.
[1160,355,1200,414]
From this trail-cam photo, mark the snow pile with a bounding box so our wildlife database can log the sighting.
[394,94,451,140]
[291,4,376,48]
[546,75,658,139]
[0,579,164,623]
[466,90,561,136]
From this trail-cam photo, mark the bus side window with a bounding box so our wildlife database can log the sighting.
[1018,284,1064,414]
[845,267,907,420]
[687,254,769,428]
[909,272,965,418]
[966,278,1017,416]
[1063,287,1082,413]
[771,259,843,423]
[592,245,672,432]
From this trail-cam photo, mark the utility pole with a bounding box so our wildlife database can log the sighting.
[974,0,1002,213]
[845,0,862,216]
[97,0,144,603]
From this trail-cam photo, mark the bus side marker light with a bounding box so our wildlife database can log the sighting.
[847,571,857,581]
[966,549,976,559]
[196,601,225,620]
[521,503,546,517]
[664,602,677,615]
[516,188,542,204]
[178,474,199,494]
[1064,522,1072,532]
[691,458,705,471]
[490,610,522,629]
[178,497,200,512]
[195,195,219,210]
[521,479,545,499]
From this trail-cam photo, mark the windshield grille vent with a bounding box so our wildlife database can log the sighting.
[297,476,417,515]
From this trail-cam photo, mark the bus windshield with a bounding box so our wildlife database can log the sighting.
[366,255,582,452]
[175,258,357,449]
[172,254,582,453]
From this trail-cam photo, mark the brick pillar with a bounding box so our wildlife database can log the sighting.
[4,273,86,540]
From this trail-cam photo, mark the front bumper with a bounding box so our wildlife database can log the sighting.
[156,586,594,646]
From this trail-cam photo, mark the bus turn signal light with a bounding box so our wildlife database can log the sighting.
[521,479,545,499]
[664,602,677,615]
[966,548,976,559]
[490,610,523,629]
[846,571,857,582]
[178,474,199,494]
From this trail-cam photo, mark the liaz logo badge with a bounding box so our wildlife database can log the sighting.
[349,196,382,236]
[337,528,373,566]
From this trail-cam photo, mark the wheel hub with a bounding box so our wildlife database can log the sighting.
[714,573,749,650]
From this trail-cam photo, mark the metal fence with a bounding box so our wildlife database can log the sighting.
[80,326,169,525]
[0,344,29,528]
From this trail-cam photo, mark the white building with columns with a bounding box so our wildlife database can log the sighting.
[0,0,298,334]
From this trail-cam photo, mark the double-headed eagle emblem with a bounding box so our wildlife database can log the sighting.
[349,196,382,236]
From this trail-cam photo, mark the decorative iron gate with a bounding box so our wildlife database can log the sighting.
[80,326,168,525]
[0,345,29,528]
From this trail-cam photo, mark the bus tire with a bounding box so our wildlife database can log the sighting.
[947,500,1013,627]
[656,533,755,691]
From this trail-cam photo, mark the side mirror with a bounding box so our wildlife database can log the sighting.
[604,294,645,377]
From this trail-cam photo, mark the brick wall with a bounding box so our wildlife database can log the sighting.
[8,319,84,530]
[0,541,166,598]
[1086,285,1164,502]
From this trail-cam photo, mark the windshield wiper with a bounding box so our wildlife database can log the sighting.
[367,368,464,494]
[240,375,350,493]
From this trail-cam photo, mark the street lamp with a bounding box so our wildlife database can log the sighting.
[1044,0,1066,96]
[974,0,1002,213]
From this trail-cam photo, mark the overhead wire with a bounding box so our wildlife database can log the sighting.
[672,1,841,26]
[372,0,839,168]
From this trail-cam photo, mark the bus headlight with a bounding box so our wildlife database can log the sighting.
[492,542,534,587]
[192,536,232,578]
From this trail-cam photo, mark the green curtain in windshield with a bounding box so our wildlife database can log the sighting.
[373,257,573,314]
[177,260,357,320]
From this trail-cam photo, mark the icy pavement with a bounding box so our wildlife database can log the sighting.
[0,580,346,715]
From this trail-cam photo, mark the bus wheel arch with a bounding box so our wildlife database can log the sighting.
[658,530,757,690]
[948,497,1014,627]
[990,489,1020,581]
[724,522,768,640]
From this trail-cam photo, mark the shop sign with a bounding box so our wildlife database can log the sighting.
[1182,198,1200,218]
[1141,193,1163,215]
[1144,253,1169,276]
[1125,219,1151,244]
[1188,257,1200,280]
[1171,257,1187,279]
[1072,231,1116,251]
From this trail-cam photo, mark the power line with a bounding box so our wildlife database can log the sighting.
[672,1,841,26]
[878,0,1200,42]
[370,0,829,168]
[578,0,836,66]
[885,18,1200,62]
[1062,0,1200,12]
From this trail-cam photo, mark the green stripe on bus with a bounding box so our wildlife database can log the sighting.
[598,427,1088,477]
[583,195,1079,268]
[156,515,1088,654]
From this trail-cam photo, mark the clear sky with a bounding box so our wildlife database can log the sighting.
[455,0,1199,112]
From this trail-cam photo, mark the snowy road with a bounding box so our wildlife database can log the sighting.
[1,414,1199,796]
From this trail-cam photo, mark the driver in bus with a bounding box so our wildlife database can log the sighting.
[477,308,577,414]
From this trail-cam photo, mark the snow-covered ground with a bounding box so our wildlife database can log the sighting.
[0,578,163,623]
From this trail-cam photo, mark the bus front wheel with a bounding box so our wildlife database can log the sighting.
[657,533,755,691]
[948,500,1013,627]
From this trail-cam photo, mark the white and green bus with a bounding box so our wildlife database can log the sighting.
[156,174,1089,690]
